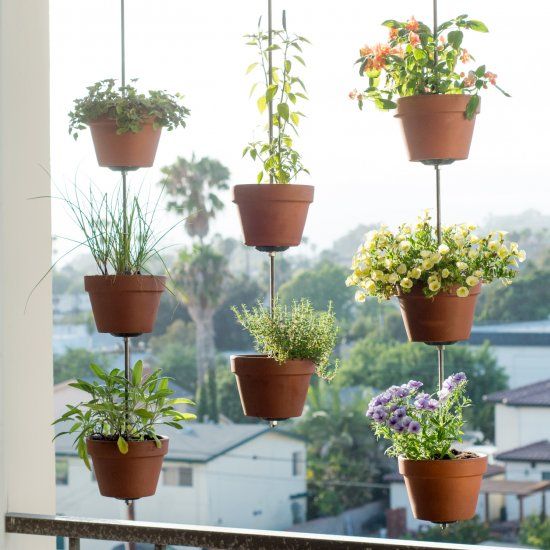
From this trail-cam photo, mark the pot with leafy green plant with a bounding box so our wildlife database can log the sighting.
[69,79,190,169]
[367,373,486,523]
[233,20,314,250]
[60,183,179,336]
[231,299,339,420]
[346,211,525,344]
[53,361,195,500]
[350,15,509,163]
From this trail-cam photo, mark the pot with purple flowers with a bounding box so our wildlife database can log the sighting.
[367,373,487,524]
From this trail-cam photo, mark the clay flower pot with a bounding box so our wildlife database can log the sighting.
[231,355,315,420]
[84,275,166,337]
[232,184,314,249]
[398,454,487,523]
[395,95,480,163]
[398,283,481,344]
[88,117,162,169]
[87,437,169,500]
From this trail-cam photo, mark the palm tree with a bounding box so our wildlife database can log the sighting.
[160,155,230,242]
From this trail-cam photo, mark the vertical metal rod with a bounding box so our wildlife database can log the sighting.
[269,252,275,314]
[121,0,126,88]
[69,538,81,550]
[124,336,130,435]
[437,344,445,391]
[267,0,274,184]
[433,0,438,92]
[435,164,441,244]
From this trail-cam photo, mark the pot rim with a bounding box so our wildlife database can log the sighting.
[398,282,482,298]
[84,274,167,291]
[88,115,158,126]
[232,183,314,203]
[395,93,481,116]
[86,435,169,458]
[398,453,488,477]
[230,354,316,375]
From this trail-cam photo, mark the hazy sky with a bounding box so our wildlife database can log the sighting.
[50,0,550,260]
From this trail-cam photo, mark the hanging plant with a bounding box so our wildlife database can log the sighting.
[69,79,190,169]
[233,16,314,249]
[350,15,509,162]
[367,373,487,523]
[346,212,525,343]
[54,361,195,500]
[231,299,339,420]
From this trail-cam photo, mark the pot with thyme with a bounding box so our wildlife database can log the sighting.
[53,361,196,500]
[351,15,509,163]
[346,212,525,344]
[367,373,486,523]
[231,299,339,420]
[69,79,190,169]
[233,19,314,250]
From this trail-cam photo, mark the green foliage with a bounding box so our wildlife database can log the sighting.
[294,383,387,518]
[68,79,190,139]
[519,516,550,549]
[347,211,525,301]
[54,348,112,384]
[279,261,356,322]
[233,299,339,380]
[368,373,471,460]
[159,155,230,241]
[216,365,259,424]
[352,15,509,118]
[412,516,489,544]
[207,367,219,423]
[341,339,507,441]
[53,362,196,469]
[243,19,310,183]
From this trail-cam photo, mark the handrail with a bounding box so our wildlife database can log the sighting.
[5,513,514,550]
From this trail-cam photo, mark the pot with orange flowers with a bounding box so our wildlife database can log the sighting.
[69,79,190,170]
[346,212,525,345]
[233,19,314,251]
[367,372,487,524]
[350,15,509,163]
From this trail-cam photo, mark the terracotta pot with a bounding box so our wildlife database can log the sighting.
[88,117,161,169]
[87,437,168,500]
[232,184,314,249]
[395,95,480,163]
[399,454,487,523]
[84,275,166,337]
[231,355,315,420]
[398,283,481,344]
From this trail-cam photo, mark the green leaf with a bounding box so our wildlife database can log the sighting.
[381,19,401,28]
[284,60,292,74]
[246,62,258,74]
[132,360,143,386]
[465,95,480,120]
[256,171,264,183]
[89,363,106,381]
[413,48,427,62]
[290,112,299,125]
[266,84,278,102]
[447,30,464,49]
[135,408,155,419]
[293,55,306,66]
[467,20,489,32]
[117,436,129,454]
[169,398,195,406]
[475,64,486,78]
[257,95,267,114]
[277,103,290,121]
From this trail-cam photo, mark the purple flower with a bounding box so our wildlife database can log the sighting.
[393,423,405,433]
[388,415,400,427]
[452,372,467,384]
[394,407,407,418]
[407,380,423,390]
[366,407,374,418]
[401,416,412,427]
[426,399,439,411]
[394,385,410,398]
[372,406,388,423]
[408,421,421,434]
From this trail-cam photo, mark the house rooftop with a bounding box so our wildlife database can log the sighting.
[496,440,550,463]
[484,379,550,407]
[55,423,303,463]
[470,319,550,346]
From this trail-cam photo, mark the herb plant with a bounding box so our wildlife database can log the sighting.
[346,211,525,302]
[53,361,196,469]
[350,14,509,119]
[243,17,310,183]
[233,299,339,380]
[69,79,190,139]
[367,373,470,460]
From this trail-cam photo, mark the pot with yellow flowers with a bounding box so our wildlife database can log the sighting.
[350,15,509,163]
[346,212,525,344]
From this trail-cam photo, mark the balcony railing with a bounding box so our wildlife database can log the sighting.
[5,513,515,550]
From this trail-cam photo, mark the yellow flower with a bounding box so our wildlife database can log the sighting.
[510,242,519,254]
[355,290,367,303]
[397,263,407,275]
[387,273,399,284]
[400,278,413,290]
[456,261,468,271]
[409,267,422,279]
[371,270,385,281]
[469,234,479,244]
[430,252,442,264]
[384,258,393,269]
[441,268,450,279]
[399,240,412,252]
[488,240,498,251]
[456,286,470,298]
[498,245,509,259]
[362,279,376,293]
[420,250,431,259]
[466,275,479,287]
[428,274,438,283]
[429,280,441,292]
[468,224,477,231]
[438,244,450,255]
[474,270,483,277]
[345,275,356,287]
[468,249,479,259]
[518,250,527,262]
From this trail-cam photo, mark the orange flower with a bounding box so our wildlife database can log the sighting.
[463,71,477,88]
[349,89,358,100]
[360,45,372,57]
[460,48,471,63]
[409,32,420,46]
[389,28,399,40]
[406,16,419,32]
[485,71,497,85]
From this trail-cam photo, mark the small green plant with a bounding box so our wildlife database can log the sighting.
[69,79,190,139]
[233,299,339,380]
[350,14,509,119]
[243,17,310,183]
[346,211,525,302]
[519,516,550,549]
[53,361,196,469]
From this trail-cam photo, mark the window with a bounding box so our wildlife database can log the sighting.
[292,452,304,476]
[163,466,193,487]
[55,460,68,486]
[542,472,550,480]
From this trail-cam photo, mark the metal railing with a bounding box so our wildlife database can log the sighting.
[5,513,514,550]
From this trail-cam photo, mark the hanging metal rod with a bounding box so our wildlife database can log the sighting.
[121,0,126,88]
[267,0,274,184]
[437,345,445,391]
[435,165,441,244]
[269,252,275,314]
